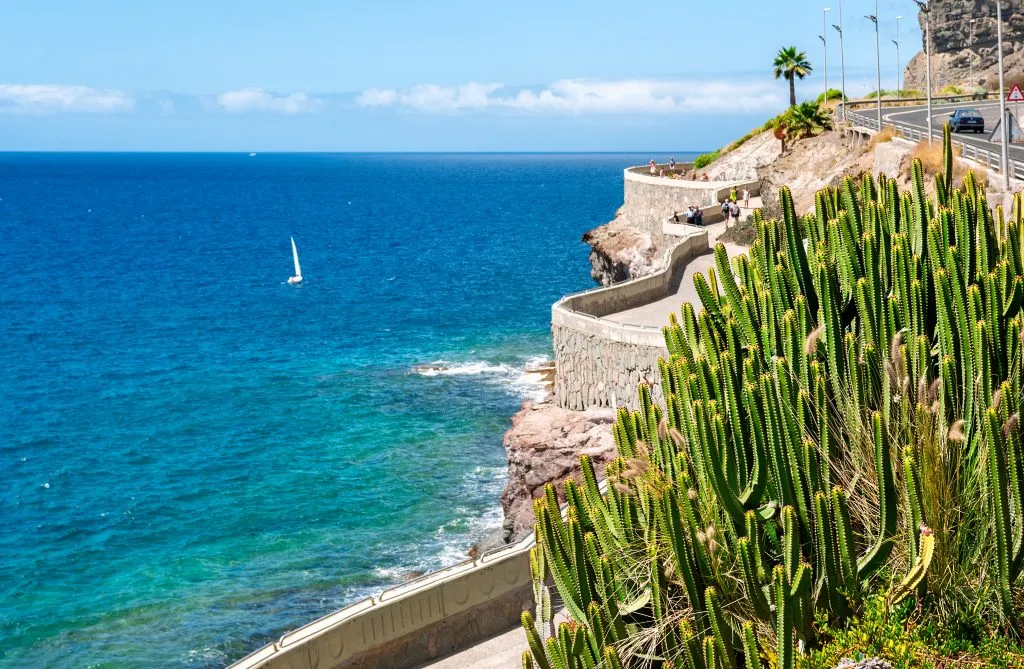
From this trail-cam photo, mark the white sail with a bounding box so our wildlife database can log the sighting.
[290,237,302,278]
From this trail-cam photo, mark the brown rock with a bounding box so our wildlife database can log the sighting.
[500,398,617,542]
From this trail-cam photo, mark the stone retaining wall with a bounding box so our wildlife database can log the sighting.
[552,228,709,411]
[621,169,759,245]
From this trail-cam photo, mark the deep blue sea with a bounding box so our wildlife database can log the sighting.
[0,152,694,668]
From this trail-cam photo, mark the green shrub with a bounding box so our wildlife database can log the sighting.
[522,125,1024,669]
[803,597,1024,669]
[693,150,720,169]
[939,84,964,96]
[816,88,845,103]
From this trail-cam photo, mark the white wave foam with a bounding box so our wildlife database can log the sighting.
[413,361,514,377]
[412,356,552,402]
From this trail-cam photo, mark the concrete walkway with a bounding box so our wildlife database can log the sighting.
[413,201,760,669]
[602,197,760,328]
[417,611,570,669]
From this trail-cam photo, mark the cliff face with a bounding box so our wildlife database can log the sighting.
[500,399,616,542]
[904,1,1024,90]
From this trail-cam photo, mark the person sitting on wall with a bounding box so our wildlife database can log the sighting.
[649,159,657,175]
[702,173,709,181]
[672,211,681,223]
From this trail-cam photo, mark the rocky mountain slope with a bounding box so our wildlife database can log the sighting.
[904,1,1024,90]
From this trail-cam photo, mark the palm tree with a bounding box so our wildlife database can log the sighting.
[781,101,832,141]
[773,46,813,107]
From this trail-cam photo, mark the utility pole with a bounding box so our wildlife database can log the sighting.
[997,0,1010,189]
[833,0,846,122]
[895,16,902,99]
[915,1,933,144]
[867,1,881,130]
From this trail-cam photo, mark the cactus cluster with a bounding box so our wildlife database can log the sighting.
[522,124,1024,668]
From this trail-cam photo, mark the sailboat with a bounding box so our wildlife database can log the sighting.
[288,237,303,284]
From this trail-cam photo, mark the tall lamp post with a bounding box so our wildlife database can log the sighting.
[895,16,903,100]
[833,0,846,121]
[997,1,1010,188]
[867,2,882,130]
[969,18,977,85]
[822,8,831,102]
[914,0,933,144]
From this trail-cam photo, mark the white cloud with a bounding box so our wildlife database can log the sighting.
[355,88,397,107]
[216,87,321,114]
[354,78,784,115]
[0,84,134,114]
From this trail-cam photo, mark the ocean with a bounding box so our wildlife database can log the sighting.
[0,151,694,668]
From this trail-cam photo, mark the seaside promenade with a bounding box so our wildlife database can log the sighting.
[602,198,760,328]
[415,202,761,669]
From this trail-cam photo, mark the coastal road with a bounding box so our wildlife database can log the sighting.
[850,100,1024,170]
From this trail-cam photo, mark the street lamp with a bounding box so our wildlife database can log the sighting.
[823,8,831,103]
[895,16,902,100]
[969,18,977,84]
[833,0,846,121]
[866,2,881,130]
[997,1,1010,188]
[914,0,933,144]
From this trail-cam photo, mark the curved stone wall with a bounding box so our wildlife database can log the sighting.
[552,228,709,411]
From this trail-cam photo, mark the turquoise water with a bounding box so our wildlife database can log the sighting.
[0,152,695,667]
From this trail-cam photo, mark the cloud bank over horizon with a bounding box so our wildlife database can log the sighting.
[357,78,785,115]
[0,76,803,118]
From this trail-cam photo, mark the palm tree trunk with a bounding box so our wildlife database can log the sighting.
[789,75,796,107]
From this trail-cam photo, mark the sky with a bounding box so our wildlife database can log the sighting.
[0,0,922,151]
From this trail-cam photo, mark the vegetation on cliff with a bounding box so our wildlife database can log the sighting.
[521,126,1024,668]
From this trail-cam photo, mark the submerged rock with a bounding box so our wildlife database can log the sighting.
[500,398,617,542]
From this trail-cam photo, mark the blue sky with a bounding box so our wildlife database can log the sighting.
[1,0,921,151]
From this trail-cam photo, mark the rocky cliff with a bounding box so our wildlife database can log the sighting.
[904,1,1024,90]
[500,398,617,542]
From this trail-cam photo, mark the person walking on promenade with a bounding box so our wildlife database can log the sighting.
[730,187,738,203]
[730,200,741,225]
[743,188,750,209]
[721,199,730,222]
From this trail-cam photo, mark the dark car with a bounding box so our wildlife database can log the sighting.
[949,108,985,134]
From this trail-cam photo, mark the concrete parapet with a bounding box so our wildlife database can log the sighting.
[229,539,535,669]
[551,228,709,411]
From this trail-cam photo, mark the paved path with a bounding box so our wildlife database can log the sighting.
[415,203,760,669]
[602,199,759,329]
[417,611,570,669]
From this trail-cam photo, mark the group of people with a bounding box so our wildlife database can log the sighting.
[672,205,704,226]
[648,158,709,181]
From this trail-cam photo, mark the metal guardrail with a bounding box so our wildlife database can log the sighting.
[845,107,1024,181]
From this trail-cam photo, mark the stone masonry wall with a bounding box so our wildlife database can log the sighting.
[621,177,722,247]
[552,323,668,411]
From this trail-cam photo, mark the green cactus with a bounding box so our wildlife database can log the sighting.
[524,120,1024,667]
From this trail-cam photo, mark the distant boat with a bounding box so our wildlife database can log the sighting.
[288,237,302,284]
[249,152,257,157]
